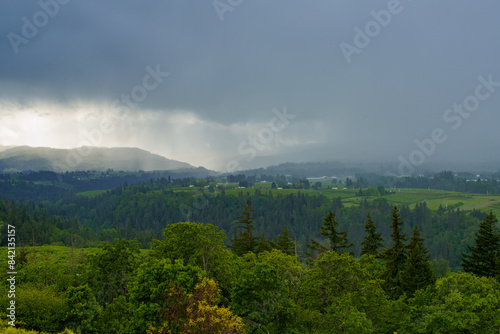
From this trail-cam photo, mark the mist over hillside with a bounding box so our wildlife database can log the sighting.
[0,146,195,172]
[2,144,498,177]
[233,160,500,179]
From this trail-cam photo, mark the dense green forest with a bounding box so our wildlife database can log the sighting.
[1,205,499,333]
[1,171,500,333]
[0,175,491,270]
[0,170,212,202]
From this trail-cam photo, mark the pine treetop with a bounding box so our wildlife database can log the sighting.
[255,233,273,254]
[305,238,327,262]
[360,214,384,258]
[382,205,408,299]
[462,211,499,277]
[320,210,353,253]
[229,200,258,256]
[401,224,435,298]
[273,226,296,256]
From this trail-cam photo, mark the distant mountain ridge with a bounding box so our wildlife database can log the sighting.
[235,160,500,178]
[0,146,195,172]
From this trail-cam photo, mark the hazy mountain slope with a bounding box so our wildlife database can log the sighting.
[0,146,15,153]
[0,146,195,172]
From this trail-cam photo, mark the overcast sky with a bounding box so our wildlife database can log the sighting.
[1,0,499,172]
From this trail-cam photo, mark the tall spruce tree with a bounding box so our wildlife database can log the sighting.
[305,238,327,261]
[229,200,258,256]
[360,214,384,258]
[322,210,353,253]
[461,211,499,277]
[496,255,500,281]
[307,210,352,260]
[382,205,407,299]
[401,224,435,298]
[255,233,273,254]
[272,226,296,256]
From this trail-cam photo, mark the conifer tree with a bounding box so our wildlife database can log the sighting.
[462,211,499,277]
[322,210,353,253]
[306,210,352,260]
[229,200,258,256]
[272,226,296,256]
[255,233,273,254]
[496,255,500,281]
[305,238,327,261]
[401,224,435,298]
[360,214,384,258]
[382,205,407,299]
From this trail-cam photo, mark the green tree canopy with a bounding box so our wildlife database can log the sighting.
[127,258,203,333]
[240,249,304,298]
[65,284,102,334]
[299,251,402,333]
[84,239,139,304]
[152,222,230,273]
[231,261,295,333]
[403,272,500,333]
[151,222,237,301]
[461,211,499,277]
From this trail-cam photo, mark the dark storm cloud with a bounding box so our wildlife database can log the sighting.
[0,0,499,170]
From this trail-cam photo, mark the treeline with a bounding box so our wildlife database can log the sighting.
[0,198,159,249]
[227,170,500,194]
[225,170,500,194]
[0,170,210,202]
[3,168,499,205]
[1,207,499,333]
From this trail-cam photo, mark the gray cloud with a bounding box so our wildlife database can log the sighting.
[0,0,499,170]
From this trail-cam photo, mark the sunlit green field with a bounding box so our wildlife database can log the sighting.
[77,189,109,197]
[0,245,150,265]
[218,185,500,215]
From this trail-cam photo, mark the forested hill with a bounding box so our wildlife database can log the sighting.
[0,146,196,172]
[1,171,499,333]
[0,169,212,201]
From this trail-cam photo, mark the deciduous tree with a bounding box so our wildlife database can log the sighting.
[299,251,401,333]
[127,258,203,333]
[231,262,295,333]
[85,239,139,304]
[151,222,234,282]
[403,273,500,333]
[148,277,245,334]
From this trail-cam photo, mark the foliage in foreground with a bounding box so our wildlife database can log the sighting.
[403,273,500,333]
[2,206,499,333]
